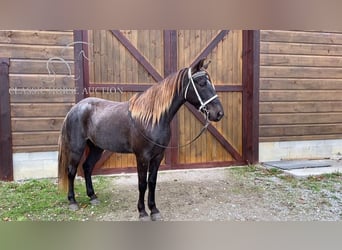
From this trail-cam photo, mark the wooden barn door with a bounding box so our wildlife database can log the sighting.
[73,30,259,174]
[176,30,243,168]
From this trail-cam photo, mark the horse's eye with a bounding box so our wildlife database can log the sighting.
[197,78,207,87]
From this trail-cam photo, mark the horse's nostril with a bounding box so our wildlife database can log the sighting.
[217,111,224,119]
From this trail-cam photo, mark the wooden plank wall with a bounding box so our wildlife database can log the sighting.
[260,30,342,142]
[0,30,74,152]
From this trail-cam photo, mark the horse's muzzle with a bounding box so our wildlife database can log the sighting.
[201,99,224,122]
[215,110,224,121]
[205,107,224,122]
[210,110,224,122]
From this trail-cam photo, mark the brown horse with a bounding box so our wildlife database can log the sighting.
[58,58,224,221]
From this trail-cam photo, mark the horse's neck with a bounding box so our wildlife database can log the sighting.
[163,92,186,124]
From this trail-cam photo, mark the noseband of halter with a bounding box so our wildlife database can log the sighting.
[184,68,218,112]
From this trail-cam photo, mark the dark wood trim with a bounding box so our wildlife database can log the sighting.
[88,83,243,93]
[88,83,151,92]
[242,30,260,165]
[216,85,243,92]
[92,160,244,175]
[164,30,178,167]
[190,30,230,67]
[73,30,90,103]
[163,30,178,77]
[170,161,245,170]
[111,30,163,82]
[0,58,13,181]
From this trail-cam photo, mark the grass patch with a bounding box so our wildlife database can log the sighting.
[0,177,112,221]
[229,165,342,193]
[301,173,342,193]
[229,165,258,176]
[230,165,283,178]
[263,167,283,176]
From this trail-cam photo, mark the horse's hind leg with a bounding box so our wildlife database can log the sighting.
[83,140,103,205]
[68,149,85,210]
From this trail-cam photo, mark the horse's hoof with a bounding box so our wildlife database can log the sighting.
[139,211,150,221]
[90,198,100,205]
[69,203,79,211]
[139,215,151,221]
[151,212,162,221]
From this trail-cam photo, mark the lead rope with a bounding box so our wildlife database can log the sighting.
[134,110,210,149]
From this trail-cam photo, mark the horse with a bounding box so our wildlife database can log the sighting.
[58,58,224,221]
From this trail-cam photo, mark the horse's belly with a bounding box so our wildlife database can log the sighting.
[106,143,133,154]
[94,136,133,153]
[88,129,133,153]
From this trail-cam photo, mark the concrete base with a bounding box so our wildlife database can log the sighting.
[13,151,58,180]
[259,139,342,162]
[11,139,342,180]
[263,159,342,177]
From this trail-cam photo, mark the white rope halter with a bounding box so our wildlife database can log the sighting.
[184,68,218,111]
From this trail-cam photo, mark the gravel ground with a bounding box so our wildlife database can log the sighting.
[95,165,342,221]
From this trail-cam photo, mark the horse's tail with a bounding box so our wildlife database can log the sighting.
[58,117,69,192]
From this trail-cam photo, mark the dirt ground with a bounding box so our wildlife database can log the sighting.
[92,165,342,221]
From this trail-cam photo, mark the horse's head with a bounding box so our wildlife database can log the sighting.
[183,58,224,122]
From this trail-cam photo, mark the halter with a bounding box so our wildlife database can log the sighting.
[131,67,218,149]
[184,68,218,112]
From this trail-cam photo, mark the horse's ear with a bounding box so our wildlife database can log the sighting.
[202,60,211,70]
[191,58,206,73]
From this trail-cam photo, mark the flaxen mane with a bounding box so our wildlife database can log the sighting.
[129,68,188,127]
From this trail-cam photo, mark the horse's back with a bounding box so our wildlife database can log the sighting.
[67,97,133,153]
[72,97,128,120]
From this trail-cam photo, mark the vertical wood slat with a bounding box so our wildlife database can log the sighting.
[73,30,90,103]
[0,58,13,181]
[242,30,260,164]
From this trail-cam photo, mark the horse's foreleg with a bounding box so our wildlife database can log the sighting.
[83,141,103,205]
[147,153,164,221]
[136,157,149,220]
